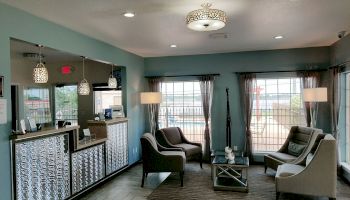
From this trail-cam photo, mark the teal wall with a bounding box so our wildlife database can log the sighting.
[145,47,331,156]
[0,3,145,199]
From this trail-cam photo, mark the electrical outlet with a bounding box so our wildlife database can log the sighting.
[233,146,238,151]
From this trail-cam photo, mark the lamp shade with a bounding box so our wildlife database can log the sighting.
[108,76,117,88]
[140,92,162,104]
[303,87,327,102]
[78,78,90,95]
[33,62,49,83]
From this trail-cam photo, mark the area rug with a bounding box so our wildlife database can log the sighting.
[147,163,350,200]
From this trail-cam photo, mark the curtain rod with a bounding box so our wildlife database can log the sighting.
[329,60,350,68]
[234,69,327,74]
[145,73,220,78]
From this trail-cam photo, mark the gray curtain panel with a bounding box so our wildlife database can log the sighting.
[297,71,321,127]
[329,67,342,168]
[238,73,256,160]
[148,77,163,133]
[199,75,214,162]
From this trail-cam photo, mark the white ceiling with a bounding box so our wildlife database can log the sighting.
[2,0,350,57]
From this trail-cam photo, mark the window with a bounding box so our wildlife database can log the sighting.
[55,85,78,125]
[345,73,350,165]
[159,81,205,144]
[24,88,52,124]
[94,90,122,114]
[251,77,306,152]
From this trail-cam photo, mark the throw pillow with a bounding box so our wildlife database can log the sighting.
[288,141,306,157]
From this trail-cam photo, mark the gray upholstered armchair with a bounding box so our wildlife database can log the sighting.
[156,127,203,168]
[275,134,337,200]
[264,126,322,172]
[140,133,185,187]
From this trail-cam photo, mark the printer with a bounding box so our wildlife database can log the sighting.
[110,105,125,118]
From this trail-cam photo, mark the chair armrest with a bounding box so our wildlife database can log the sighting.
[177,127,202,147]
[158,143,183,152]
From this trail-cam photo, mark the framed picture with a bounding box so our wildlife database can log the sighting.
[0,76,3,97]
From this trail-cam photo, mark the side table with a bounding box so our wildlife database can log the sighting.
[212,155,249,192]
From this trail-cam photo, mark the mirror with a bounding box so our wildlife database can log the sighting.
[10,38,126,136]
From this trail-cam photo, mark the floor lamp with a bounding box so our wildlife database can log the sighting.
[140,92,162,135]
[303,87,327,128]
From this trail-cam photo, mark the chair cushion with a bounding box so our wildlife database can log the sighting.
[173,143,201,156]
[161,127,182,144]
[276,163,305,177]
[268,152,297,162]
[160,151,186,160]
[287,141,306,156]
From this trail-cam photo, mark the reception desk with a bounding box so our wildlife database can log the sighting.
[11,118,128,200]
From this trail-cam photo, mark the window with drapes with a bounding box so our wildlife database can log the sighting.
[24,87,52,124]
[158,81,205,144]
[251,77,306,152]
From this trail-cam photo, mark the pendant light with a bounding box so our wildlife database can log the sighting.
[186,3,227,32]
[78,57,90,95]
[33,45,48,83]
[108,64,117,88]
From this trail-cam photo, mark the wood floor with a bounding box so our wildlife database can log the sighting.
[80,163,170,200]
[81,162,350,200]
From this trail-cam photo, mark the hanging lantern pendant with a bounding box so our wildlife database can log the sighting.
[33,45,49,83]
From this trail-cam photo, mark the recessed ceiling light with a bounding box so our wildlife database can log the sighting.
[274,35,284,39]
[170,44,177,48]
[123,12,135,18]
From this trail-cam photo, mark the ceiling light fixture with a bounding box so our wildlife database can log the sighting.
[78,57,90,95]
[274,35,284,39]
[186,3,227,32]
[33,45,48,83]
[170,44,177,48]
[108,64,117,88]
[123,12,135,18]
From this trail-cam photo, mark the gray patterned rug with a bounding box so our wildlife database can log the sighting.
[147,163,350,200]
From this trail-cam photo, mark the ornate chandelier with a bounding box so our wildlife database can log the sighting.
[78,57,90,95]
[108,64,117,88]
[33,45,48,83]
[186,3,227,32]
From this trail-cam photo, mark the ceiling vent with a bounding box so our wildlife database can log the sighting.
[23,52,44,60]
[209,33,228,39]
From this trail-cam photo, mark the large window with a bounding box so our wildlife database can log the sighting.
[159,81,205,144]
[345,73,350,165]
[251,77,306,152]
[55,85,78,125]
[24,88,52,124]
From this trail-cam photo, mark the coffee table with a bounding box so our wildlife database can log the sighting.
[212,154,249,192]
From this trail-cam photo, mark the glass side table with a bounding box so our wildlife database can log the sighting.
[212,153,249,192]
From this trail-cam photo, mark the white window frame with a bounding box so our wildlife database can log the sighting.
[251,74,306,153]
[158,80,205,144]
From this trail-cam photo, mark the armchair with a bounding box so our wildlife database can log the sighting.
[156,127,203,168]
[140,133,185,187]
[264,126,322,172]
[275,134,337,200]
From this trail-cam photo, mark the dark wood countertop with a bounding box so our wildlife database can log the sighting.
[11,125,80,142]
[87,118,128,126]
